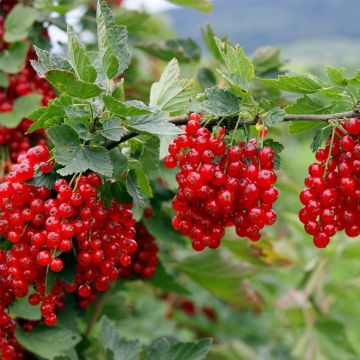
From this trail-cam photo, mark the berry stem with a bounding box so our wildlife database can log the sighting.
[105,109,360,150]
[324,125,337,177]
[230,116,241,146]
[84,283,114,338]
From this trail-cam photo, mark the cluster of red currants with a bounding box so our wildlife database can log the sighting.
[0,8,55,165]
[299,117,360,248]
[0,143,138,357]
[120,222,159,279]
[164,113,278,251]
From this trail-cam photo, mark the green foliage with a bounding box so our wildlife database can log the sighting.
[260,73,323,94]
[47,124,113,177]
[97,0,131,79]
[100,317,141,360]
[262,139,284,169]
[201,87,240,116]
[0,41,29,73]
[129,112,183,136]
[45,70,102,99]
[149,58,195,115]
[4,4,39,42]
[31,46,73,77]
[137,38,201,63]
[16,325,81,359]
[68,27,97,83]
[142,337,212,360]
[103,96,152,117]
[252,46,283,75]
[0,71,9,87]
[214,37,254,93]
[10,291,42,321]
[167,0,213,13]
[0,94,42,128]
[176,251,256,306]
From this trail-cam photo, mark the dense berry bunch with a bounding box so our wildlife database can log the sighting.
[120,222,159,279]
[0,144,137,355]
[299,117,360,248]
[164,113,278,251]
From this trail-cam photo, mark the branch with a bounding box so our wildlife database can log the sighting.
[105,109,359,150]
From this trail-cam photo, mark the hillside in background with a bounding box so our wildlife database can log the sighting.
[168,0,360,70]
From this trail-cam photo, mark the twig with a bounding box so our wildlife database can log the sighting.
[105,109,359,150]
[84,290,111,338]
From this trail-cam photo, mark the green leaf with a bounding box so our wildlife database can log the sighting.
[45,70,102,99]
[27,95,75,133]
[0,71,9,88]
[4,5,39,42]
[143,207,186,246]
[68,27,97,83]
[137,38,201,63]
[197,67,217,89]
[149,261,190,296]
[149,58,195,116]
[167,0,213,13]
[128,159,153,198]
[0,94,43,128]
[112,79,125,101]
[103,95,152,117]
[16,325,81,359]
[59,146,113,177]
[214,37,254,83]
[326,66,347,86]
[64,117,93,141]
[26,168,58,189]
[143,337,212,360]
[101,116,126,141]
[99,317,141,360]
[31,46,73,77]
[126,169,145,211]
[141,136,160,180]
[263,107,286,126]
[46,252,77,294]
[176,251,255,306]
[289,121,324,135]
[0,41,29,74]
[286,95,334,115]
[252,46,282,75]
[311,129,324,153]
[129,112,182,136]
[10,290,42,321]
[47,123,80,150]
[201,87,240,116]
[47,124,113,177]
[262,138,284,169]
[201,25,222,61]
[111,181,133,205]
[97,0,131,79]
[109,148,128,178]
[260,73,322,94]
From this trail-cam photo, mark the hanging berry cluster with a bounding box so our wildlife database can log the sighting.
[164,113,278,251]
[0,144,139,356]
[299,117,360,248]
[120,221,159,279]
[0,5,55,166]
